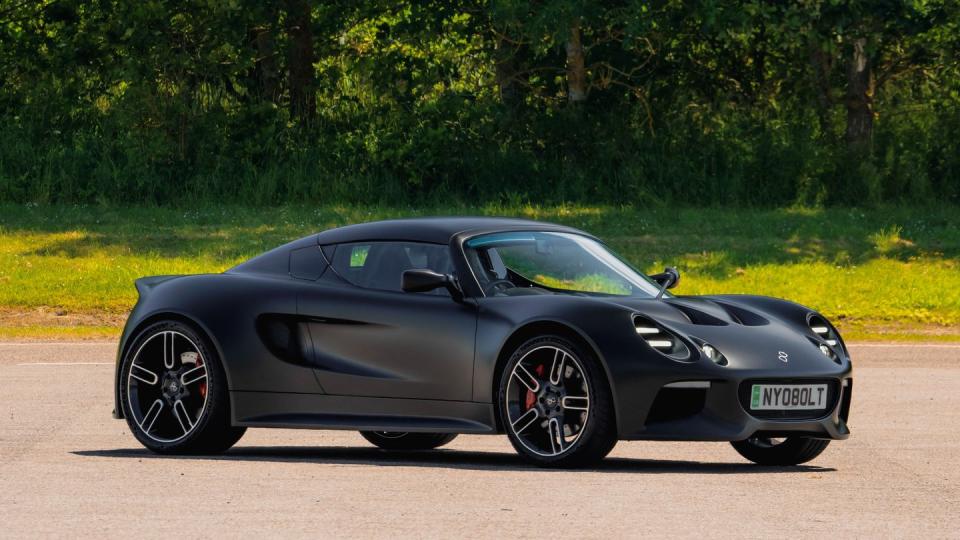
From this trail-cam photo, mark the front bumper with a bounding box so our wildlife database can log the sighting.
[609,354,853,442]
[620,377,852,441]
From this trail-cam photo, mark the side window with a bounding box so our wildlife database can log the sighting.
[329,241,453,294]
[289,246,328,280]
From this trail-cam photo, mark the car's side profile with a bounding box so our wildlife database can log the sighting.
[114,217,852,467]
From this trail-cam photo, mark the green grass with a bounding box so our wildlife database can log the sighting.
[1,203,958,341]
[0,324,119,341]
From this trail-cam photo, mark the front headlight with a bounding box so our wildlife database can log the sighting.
[700,343,728,366]
[633,315,691,361]
[808,315,839,344]
[809,314,843,363]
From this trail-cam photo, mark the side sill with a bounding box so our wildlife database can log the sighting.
[231,391,497,434]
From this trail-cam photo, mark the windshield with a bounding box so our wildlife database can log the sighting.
[463,231,663,298]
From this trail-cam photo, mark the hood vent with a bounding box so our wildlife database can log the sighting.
[666,302,728,326]
[711,301,769,327]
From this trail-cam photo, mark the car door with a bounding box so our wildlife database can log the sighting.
[297,241,478,401]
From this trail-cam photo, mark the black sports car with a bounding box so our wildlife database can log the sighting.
[114,217,852,467]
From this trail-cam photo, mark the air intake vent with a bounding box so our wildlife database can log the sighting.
[634,315,692,361]
[712,301,769,326]
[645,386,708,424]
[665,302,728,326]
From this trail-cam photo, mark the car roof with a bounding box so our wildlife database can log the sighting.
[314,216,589,245]
[228,217,592,276]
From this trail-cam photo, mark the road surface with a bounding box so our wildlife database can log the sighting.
[1,342,957,538]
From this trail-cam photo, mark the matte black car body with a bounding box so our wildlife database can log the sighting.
[113,217,852,445]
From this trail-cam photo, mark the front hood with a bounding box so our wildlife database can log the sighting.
[597,294,845,373]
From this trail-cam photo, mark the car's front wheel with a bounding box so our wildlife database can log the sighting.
[359,431,457,450]
[119,320,245,454]
[731,436,830,465]
[498,335,617,468]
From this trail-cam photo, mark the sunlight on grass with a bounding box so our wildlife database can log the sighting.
[869,225,914,254]
[0,325,120,341]
[1,203,958,340]
[672,258,960,325]
[781,206,825,217]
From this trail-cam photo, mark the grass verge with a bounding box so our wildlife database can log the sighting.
[1,203,958,341]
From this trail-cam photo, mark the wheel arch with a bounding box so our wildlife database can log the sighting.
[490,319,618,434]
[114,310,228,420]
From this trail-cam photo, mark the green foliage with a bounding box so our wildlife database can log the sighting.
[0,1,959,206]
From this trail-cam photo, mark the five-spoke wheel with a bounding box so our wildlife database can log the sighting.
[499,336,616,467]
[120,321,245,454]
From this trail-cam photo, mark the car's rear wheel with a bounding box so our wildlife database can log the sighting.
[498,335,617,468]
[360,431,457,450]
[119,320,245,454]
[731,436,830,465]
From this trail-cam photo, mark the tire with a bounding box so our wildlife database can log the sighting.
[360,431,457,450]
[731,436,830,466]
[119,320,245,454]
[497,335,617,468]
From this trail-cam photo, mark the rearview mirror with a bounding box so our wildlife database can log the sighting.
[402,269,463,300]
[650,266,680,290]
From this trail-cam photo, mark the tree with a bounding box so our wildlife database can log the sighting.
[489,1,657,107]
[803,1,948,153]
[285,0,315,120]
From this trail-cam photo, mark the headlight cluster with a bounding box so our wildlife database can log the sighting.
[810,324,838,347]
[633,315,691,361]
[809,314,843,363]
[634,315,726,364]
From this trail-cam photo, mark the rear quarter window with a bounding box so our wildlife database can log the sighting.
[289,246,328,280]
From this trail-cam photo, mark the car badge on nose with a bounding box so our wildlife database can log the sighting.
[778,351,789,363]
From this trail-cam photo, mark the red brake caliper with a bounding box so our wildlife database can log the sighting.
[197,356,207,399]
[524,364,545,410]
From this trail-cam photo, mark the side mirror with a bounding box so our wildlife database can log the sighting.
[650,266,680,290]
[402,269,463,300]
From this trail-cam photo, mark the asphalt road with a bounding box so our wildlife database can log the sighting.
[1,342,958,538]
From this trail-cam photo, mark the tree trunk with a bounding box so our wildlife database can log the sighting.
[752,21,766,100]
[565,19,586,103]
[809,45,833,137]
[845,37,874,152]
[252,23,280,103]
[285,0,315,120]
[494,36,520,106]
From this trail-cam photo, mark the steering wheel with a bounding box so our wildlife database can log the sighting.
[483,279,516,296]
